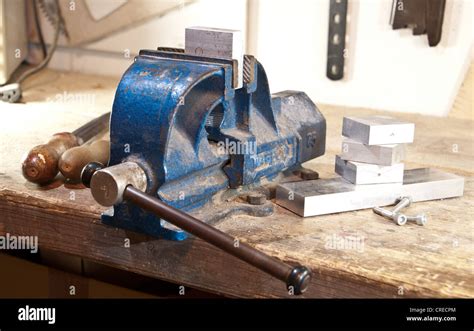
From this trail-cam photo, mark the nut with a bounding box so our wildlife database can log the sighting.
[247,193,266,205]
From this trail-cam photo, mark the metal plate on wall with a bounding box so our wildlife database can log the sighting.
[326,0,348,80]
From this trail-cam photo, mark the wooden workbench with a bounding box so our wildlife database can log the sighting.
[0,68,472,298]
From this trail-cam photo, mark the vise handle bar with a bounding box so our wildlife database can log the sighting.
[83,162,311,295]
[124,185,311,294]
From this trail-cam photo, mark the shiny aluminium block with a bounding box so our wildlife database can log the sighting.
[275,168,464,217]
[340,138,405,166]
[335,155,404,184]
[342,116,415,145]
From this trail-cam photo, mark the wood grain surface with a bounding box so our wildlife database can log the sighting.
[0,68,472,298]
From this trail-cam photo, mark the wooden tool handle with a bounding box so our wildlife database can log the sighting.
[21,132,81,184]
[59,140,110,182]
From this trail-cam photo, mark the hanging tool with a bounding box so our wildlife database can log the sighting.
[390,0,446,47]
[326,0,348,80]
[21,112,110,184]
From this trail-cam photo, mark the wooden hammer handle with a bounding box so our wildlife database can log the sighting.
[21,132,81,184]
[59,140,110,182]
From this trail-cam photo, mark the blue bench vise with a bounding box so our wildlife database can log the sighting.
[100,30,326,241]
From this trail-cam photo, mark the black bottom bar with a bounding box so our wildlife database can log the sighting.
[0,299,472,329]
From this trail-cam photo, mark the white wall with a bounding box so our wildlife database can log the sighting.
[38,0,248,77]
[253,0,473,116]
[0,0,27,84]
[37,0,473,117]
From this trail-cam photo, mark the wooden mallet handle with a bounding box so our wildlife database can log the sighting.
[59,140,110,182]
[21,132,81,184]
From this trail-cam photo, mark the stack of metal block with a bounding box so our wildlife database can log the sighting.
[275,115,463,218]
[335,116,415,185]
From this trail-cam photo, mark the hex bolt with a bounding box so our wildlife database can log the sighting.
[406,214,428,226]
[299,168,319,180]
[392,196,412,214]
[247,193,267,205]
[293,168,319,180]
[373,207,407,226]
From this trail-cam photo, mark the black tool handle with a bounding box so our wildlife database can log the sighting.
[123,185,311,295]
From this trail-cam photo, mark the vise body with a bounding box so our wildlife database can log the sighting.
[103,27,326,240]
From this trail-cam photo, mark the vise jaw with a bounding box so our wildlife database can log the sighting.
[104,31,326,240]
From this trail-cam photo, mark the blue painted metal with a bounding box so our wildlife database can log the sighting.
[103,50,326,240]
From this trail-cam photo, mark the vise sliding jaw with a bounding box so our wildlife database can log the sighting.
[101,47,326,240]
